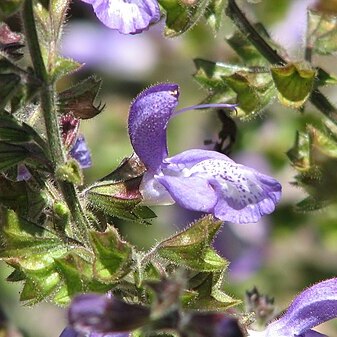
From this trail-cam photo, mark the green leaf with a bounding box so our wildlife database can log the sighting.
[0,142,28,171]
[226,28,269,66]
[316,67,337,86]
[59,77,103,119]
[33,0,74,80]
[54,248,111,305]
[0,113,48,151]
[0,73,21,111]
[223,71,275,118]
[19,266,61,304]
[309,124,337,157]
[156,216,227,272]
[49,0,71,43]
[186,272,239,310]
[287,131,312,170]
[271,63,316,108]
[307,9,337,55]
[194,58,250,89]
[50,56,82,82]
[193,58,275,118]
[86,177,151,221]
[295,196,329,212]
[159,0,211,37]
[0,176,48,221]
[0,0,23,19]
[0,209,66,263]
[0,209,69,304]
[89,226,134,283]
[204,0,226,33]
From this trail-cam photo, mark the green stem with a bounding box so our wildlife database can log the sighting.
[22,0,91,244]
[226,0,337,123]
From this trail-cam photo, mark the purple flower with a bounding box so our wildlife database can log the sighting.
[68,294,150,334]
[80,0,161,34]
[69,135,92,169]
[61,114,92,169]
[128,83,282,224]
[248,278,337,337]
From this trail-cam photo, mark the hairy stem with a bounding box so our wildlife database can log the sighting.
[22,0,91,243]
[226,0,337,123]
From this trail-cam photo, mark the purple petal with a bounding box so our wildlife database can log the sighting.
[265,278,337,337]
[69,135,92,169]
[300,331,328,337]
[90,333,130,337]
[84,0,161,34]
[128,83,179,171]
[151,149,281,224]
[16,164,32,181]
[156,175,218,212]
[59,327,79,337]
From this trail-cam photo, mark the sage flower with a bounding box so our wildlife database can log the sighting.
[128,83,282,224]
[248,278,337,337]
[80,0,161,34]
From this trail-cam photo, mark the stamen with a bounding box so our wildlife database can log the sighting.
[173,103,238,117]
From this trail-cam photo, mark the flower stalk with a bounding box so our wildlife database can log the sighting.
[22,0,91,243]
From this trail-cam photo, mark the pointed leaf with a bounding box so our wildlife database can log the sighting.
[307,9,337,55]
[271,63,316,108]
[89,226,133,283]
[0,176,48,221]
[287,131,312,170]
[204,0,226,33]
[0,73,20,111]
[156,216,226,272]
[86,177,150,221]
[59,77,103,119]
[186,272,239,310]
[54,248,111,305]
[51,56,82,81]
[159,0,211,37]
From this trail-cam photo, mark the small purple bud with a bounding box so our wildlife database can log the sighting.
[69,294,150,334]
[69,135,92,169]
[16,164,32,181]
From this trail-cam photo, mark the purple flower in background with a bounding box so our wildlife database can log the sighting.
[67,294,150,335]
[59,327,130,337]
[128,83,282,224]
[248,278,337,337]
[81,0,161,34]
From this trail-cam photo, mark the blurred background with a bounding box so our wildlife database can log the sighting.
[2,0,337,336]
